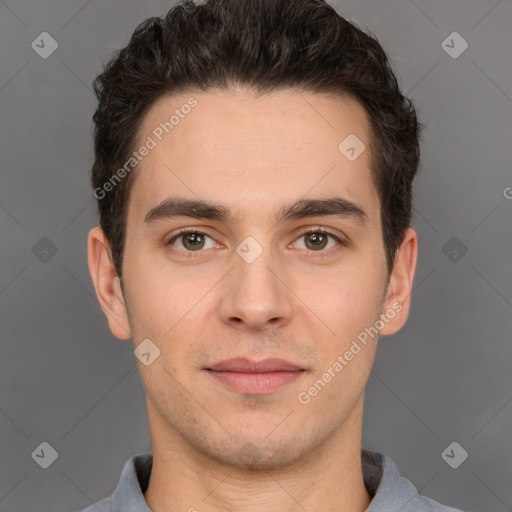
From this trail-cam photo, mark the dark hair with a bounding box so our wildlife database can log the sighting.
[91,0,422,278]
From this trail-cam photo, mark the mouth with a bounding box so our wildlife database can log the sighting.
[203,357,306,394]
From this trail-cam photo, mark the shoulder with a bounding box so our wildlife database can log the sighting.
[80,495,114,512]
[403,493,467,511]
[362,449,467,512]
[77,452,153,512]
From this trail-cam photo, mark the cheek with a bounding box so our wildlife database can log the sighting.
[304,272,383,401]
[126,263,218,355]
[313,265,384,337]
[123,256,180,339]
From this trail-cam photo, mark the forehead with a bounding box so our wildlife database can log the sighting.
[128,88,379,226]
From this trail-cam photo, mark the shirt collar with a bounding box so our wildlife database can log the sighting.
[107,448,420,511]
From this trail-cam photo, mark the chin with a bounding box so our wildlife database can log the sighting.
[192,430,320,471]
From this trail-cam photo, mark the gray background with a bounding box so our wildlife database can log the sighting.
[1,0,511,511]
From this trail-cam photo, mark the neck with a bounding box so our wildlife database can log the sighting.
[144,398,372,512]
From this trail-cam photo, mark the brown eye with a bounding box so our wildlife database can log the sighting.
[168,230,215,252]
[304,231,329,250]
[181,232,206,251]
[294,229,341,253]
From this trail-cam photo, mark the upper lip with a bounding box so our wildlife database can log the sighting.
[206,357,304,373]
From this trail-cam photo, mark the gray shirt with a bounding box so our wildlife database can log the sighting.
[81,449,466,511]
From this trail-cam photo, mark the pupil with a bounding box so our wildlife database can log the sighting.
[185,233,204,250]
[181,232,328,251]
[307,232,326,250]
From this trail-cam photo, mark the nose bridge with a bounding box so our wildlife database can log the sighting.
[219,234,292,330]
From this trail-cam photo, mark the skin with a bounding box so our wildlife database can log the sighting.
[88,87,417,512]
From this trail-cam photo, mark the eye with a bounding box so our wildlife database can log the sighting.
[292,228,343,255]
[166,227,345,258]
[167,229,217,252]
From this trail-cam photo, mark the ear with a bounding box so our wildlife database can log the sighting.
[379,227,418,336]
[87,225,132,340]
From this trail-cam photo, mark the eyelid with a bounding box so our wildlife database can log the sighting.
[289,227,344,253]
[166,227,217,250]
[166,226,346,256]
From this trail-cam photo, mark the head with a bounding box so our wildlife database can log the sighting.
[88,0,420,469]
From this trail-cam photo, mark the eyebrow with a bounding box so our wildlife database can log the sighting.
[143,196,368,226]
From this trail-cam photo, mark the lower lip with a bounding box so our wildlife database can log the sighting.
[205,370,304,394]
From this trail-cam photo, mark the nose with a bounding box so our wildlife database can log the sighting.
[218,242,293,332]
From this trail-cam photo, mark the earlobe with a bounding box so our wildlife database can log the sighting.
[87,225,132,340]
[378,227,418,337]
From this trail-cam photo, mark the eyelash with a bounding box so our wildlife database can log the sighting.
[167,227,345,259]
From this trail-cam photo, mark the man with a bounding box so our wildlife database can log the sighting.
[85,0,465,510]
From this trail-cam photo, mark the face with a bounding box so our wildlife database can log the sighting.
[88,87,417,469]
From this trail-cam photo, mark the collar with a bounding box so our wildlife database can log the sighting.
[96,448,448,511]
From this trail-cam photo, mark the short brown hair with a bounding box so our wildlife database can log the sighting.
[91,0,422,278]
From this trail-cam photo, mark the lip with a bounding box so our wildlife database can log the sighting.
[204,357,306,394]
[207,357,303,372]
